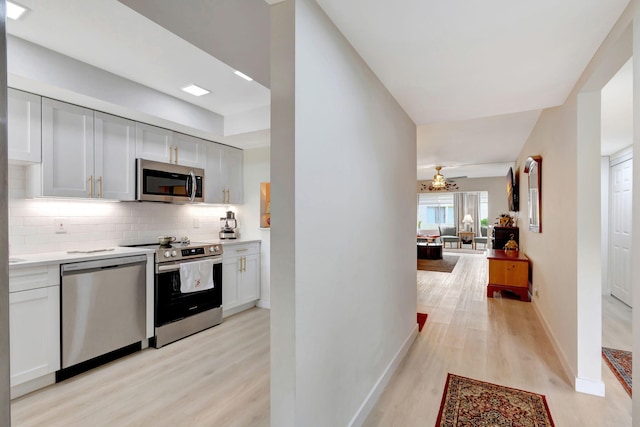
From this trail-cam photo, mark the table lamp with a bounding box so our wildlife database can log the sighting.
[462,214,473,232]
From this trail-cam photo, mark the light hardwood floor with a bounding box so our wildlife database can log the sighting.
[12,254,632,426]
[11,308,271,427]
[363,252,632,427]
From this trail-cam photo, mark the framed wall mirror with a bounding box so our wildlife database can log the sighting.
[524,156,542,233]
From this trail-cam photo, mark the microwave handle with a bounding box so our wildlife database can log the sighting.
[189,171,196,203]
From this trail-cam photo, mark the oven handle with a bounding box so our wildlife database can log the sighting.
[156,257,222,273]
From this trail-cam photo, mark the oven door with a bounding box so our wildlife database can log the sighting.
[155,258,222,327]
[137,159,204,203]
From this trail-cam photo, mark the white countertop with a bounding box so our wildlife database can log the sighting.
[9,246,155,270]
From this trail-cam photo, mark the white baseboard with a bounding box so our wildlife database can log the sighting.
[11,373,56,399]
[257,300,271,309]
[348,325,418,427]
[532,300,605,397]
[531,300,576,387]
[575,377,605,396]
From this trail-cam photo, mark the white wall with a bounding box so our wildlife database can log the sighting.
[517,1,637,397]
[271,1,417,425]
[238,146,271,308]
[8,36,225,139]
[601,156,610,295]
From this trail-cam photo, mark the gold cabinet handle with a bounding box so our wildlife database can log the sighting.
[169,145,173,163]
[239,257,243,272]
[227,189,231,204]
[175,147,178,164]
[98,176,103,198]
[89,175,94,198]
[236,248,249,252]
[222,189,226,203]
[243,256,246,272]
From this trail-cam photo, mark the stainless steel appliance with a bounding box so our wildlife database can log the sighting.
[129,241,223,348]
[59,255,147,377]
[219,211,238,239]
[136,158,204,203]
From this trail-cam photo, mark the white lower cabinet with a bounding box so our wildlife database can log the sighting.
[222,243,260,316]
[9,265,61,398]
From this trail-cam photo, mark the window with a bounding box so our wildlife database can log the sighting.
[417,193,454,230]
[479,191,488,226]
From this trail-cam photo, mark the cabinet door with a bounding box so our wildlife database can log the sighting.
[240,253,260,303]
[8,88,42,164]
[135,123,173,164]
[41,98,94,197]
[205,142,225,204]
[488,260,528,287]
[173,132,205,168]
[10,286,60,387]
[224,147,244,204]
[94,112,136,200]
[222,256,241,310]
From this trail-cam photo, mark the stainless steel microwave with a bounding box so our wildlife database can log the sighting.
[136,159,204,203]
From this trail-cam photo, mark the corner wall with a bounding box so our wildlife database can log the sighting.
[518,1,638,397]
[271,0,417,425]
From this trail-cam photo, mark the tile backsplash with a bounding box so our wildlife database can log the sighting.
[9,164,237,255]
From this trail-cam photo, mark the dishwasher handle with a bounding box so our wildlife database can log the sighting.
[62,254,148,274]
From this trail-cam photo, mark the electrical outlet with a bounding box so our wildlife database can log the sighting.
[193,217,200,228]
[54,218,66,233]
[535,289,539,298]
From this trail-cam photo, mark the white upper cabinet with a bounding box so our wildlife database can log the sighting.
[40,98,94,198]
[8,88,42,164]
[94,112,136,201]
[136,124,204,168]
[172,132,205,168]
[224,147,244,204]
[205,142,225,204]
[135,123,173,164]
[205,143,243,204]
[35,99,135,200]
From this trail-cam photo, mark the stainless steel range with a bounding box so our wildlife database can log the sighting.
[130,241,223,348]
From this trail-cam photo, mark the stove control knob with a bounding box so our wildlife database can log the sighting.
[209,246,216,252]
[163,251,171,258]
[171,250,177,257]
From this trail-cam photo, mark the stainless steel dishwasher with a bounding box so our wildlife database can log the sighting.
[61,255,147,369]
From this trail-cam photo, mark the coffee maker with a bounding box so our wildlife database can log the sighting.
[219,211,238,239]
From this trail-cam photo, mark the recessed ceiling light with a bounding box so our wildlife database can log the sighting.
[182,84,210,97]
[7,1,28,20]
[234,71,253,82]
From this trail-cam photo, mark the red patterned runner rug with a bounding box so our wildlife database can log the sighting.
[602,347,632,397]
[435,373,555,426]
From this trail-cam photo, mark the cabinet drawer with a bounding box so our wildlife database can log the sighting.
[488,260,528,287]
[9,265,60,293]
[223,243,260,258]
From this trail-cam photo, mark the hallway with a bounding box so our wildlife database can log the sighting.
[364,252,632,426]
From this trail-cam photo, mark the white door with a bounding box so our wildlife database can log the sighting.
[173,132,205,168]
[8,88,41,163]
[94,112,136,200]
[224,147,244,204]
[609,158,633,306]
[41,98,94,198]
[135,122,173,164]
[205,142,225,204]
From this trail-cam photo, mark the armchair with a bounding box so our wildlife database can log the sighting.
[473,226,488,250]
[438,225,460,248]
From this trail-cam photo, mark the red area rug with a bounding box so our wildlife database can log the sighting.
[435,373,555,426]
[603,347,632,397]
[417,312,428,332]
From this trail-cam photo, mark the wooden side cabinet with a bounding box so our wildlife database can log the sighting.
[486,249,530,301]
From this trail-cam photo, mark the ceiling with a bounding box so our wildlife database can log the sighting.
[6,0,633,177]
